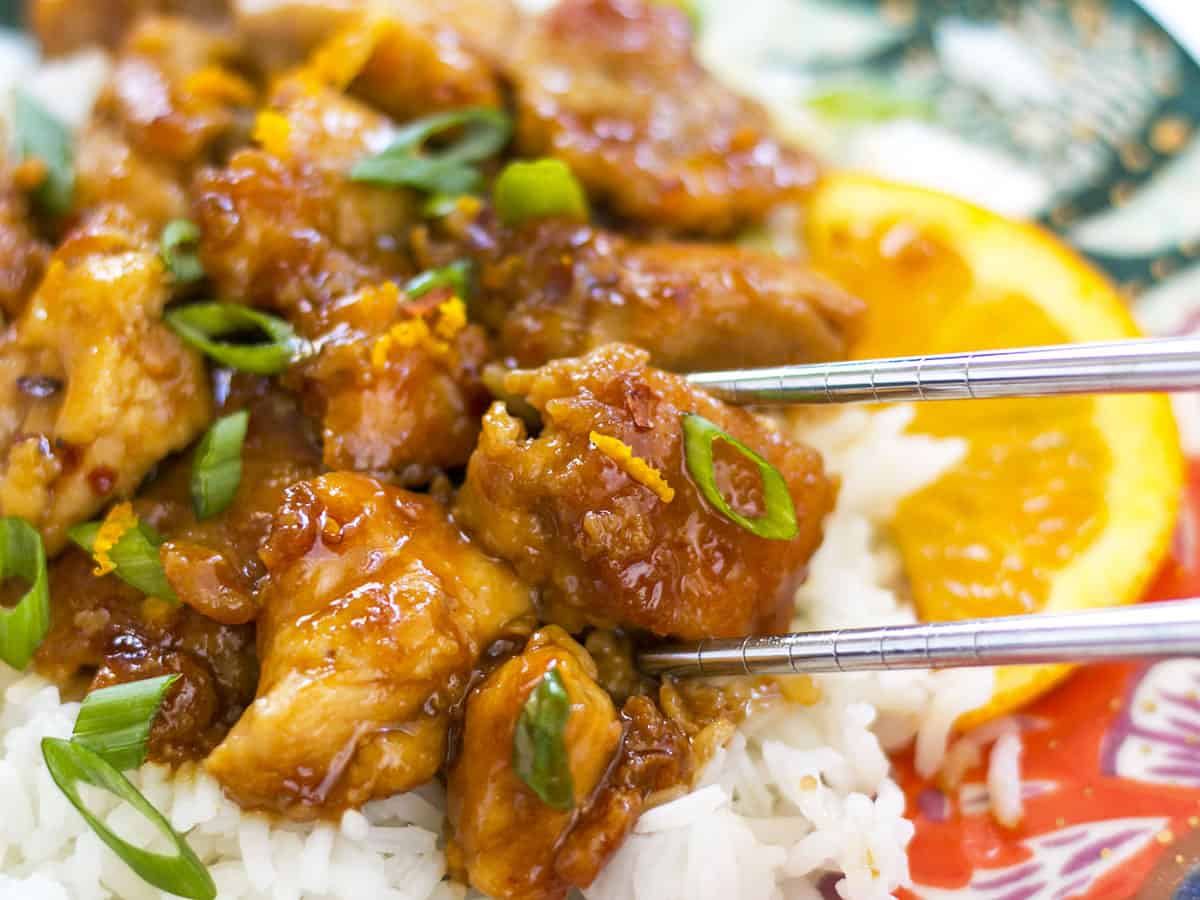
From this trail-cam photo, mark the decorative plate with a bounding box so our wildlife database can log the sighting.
[4,1,1200,898]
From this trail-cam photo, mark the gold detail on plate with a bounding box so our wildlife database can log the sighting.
[1050,205,1076,228]
[1181,239,1200,259]
[1151,257,1178,281]
[1155,74,1182,97]
[1151,117,1191,155]
[1110,181,1136,206]
[1119,281,1145,300]
[1120,143,1151,172]
[1070,0,1107,38]
[881,0,915,25]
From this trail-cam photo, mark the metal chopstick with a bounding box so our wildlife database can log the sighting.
[637,600,1200,678]
[686,336,1200,405]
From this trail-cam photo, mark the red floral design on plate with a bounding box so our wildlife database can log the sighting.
[900,461,1200,900]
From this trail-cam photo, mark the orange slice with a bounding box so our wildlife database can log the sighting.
[805,173,1183,726]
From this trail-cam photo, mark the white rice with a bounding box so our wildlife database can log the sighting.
[0,21,1008,900]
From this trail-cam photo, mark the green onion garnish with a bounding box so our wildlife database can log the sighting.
[493,159,589,227]
[806,84,933,124]
[405,260,473,301]
[422,193,462,218]
[68,517,178,603]
[0,517,50,670]
[160,220,205,284]
[350,107,511,196]
[165,302,305,375]
[512,667,574,811]
[681,413,799,540]
[190,410,249,520]
[72,674,179,771]
[41,737,216,900]
[14,89,74,217]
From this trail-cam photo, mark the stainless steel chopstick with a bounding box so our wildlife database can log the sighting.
[637,599,1200,678]
[686,336,1200,405]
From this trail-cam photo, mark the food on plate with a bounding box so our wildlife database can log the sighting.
[455,343,835,639]
[465,217,864,371]
[0,2,1183,899]
[510,0,818,234]
[806,173,1183,724]
[205,471,534,816]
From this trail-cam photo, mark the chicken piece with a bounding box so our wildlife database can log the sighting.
[381,0,521,65]
[297,283,492,478]
[469,218,863,371]
[195,79,490,476]
[231,2,503,118]
[33,548,257,764]
[33,380,317,761]
[0,165,49,319]
[96,16,255,169]
[449,627,687,900]
[329,15,503,122]
[0,206,211,552]
[30,0,228,55]
[456,344,835,639]
[205,472,534,818]
[150,380,323,625]
[74,127,191,230]
[511,0,817,235]
[193,75,412,333]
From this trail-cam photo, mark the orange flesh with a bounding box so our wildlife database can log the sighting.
[813,220,1109,621]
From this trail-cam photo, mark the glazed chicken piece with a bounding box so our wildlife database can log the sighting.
[456,344,836,639]
[205,472,534,818]
[449,627,687,900]
[34,547,258,764]
[152,380,323,625]
[95,16,255,169]
[74,127,192,231]
[0,206,210,552]
[33,381,317,761]
[510,0,818,235]
[30,0,228,55]
[76,16,256,230]
[195,75,491,476]
[231,0,505,115]
[0,165,49,319]
[468,218,864,371]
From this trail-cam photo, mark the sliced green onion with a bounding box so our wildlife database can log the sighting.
[493,159,589,226]
[191,410,249,520]
[68,518,178,603]
[0,517,50,670]
[41,738,216,900]
[807,84,933,124]
[165,303,305,375]
[513,667,574,811]
[405,260,472,301]
[160,220,205,284]
[681,413,799,540]
[72,674,179,771]
[14,89,74,217]
[422,192,462,218]
[350,107,511,195]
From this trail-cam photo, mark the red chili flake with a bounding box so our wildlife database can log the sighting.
[87,466,118,496]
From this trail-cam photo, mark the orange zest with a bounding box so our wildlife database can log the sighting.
[370,293,468,369]
[90,502,138,577]
[251,111,292,158]
[589,431,675,503]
